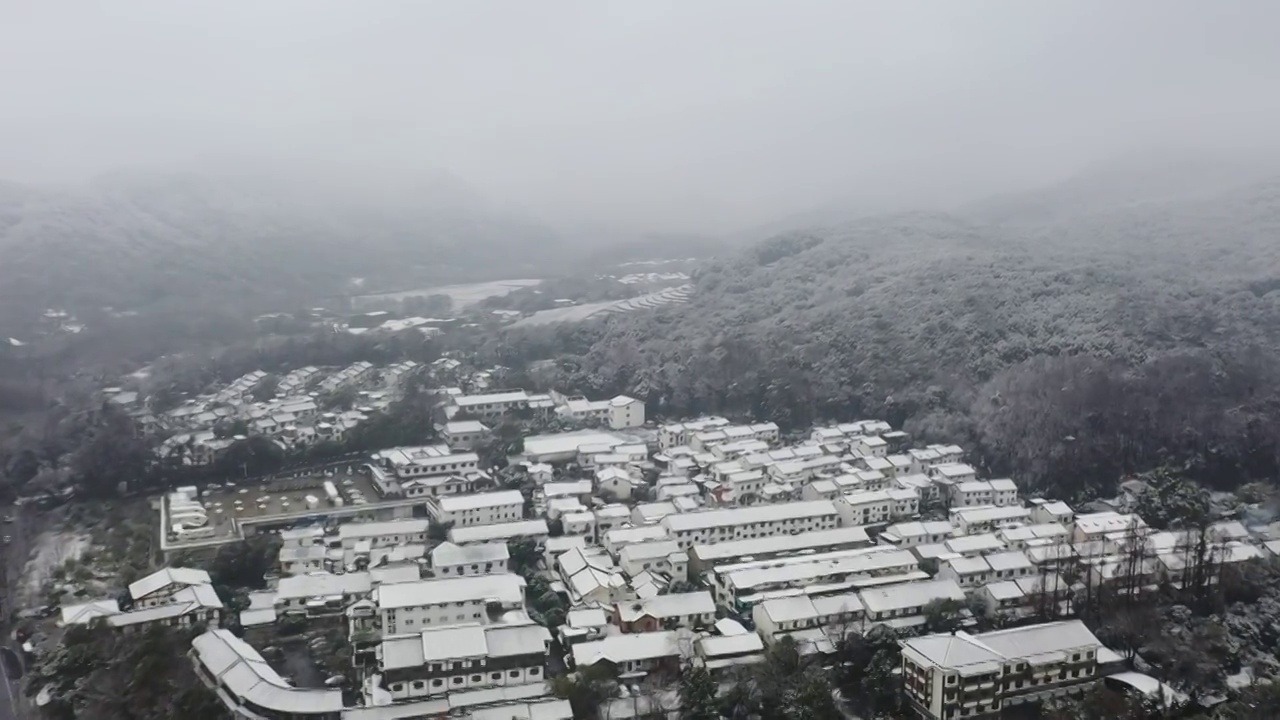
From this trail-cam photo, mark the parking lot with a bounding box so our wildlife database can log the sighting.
[189,471,383,537]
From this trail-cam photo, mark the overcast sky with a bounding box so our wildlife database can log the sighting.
[2,1,1279,235]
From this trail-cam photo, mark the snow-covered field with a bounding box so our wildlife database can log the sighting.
[353,279,542,309]
[510,284,692,328]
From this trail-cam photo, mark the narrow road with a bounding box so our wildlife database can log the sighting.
[0,647,21,720]
[0,504,30,720]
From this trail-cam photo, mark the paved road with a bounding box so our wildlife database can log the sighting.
[0,505,30,720]
[0,647,21,720]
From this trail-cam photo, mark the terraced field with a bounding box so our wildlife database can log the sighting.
[510,284,693,328]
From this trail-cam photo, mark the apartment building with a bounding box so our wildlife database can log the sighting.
[370,445,481,483]
[713,547,919,611]
[336,519,431,549]
[613,591,715,633]
[661,500,842,550]
[191,629,344,720]
[617,540,689,582]
[275,572,374,617]
[427,490,524,527]
[658,416,731,450]
[557,394,646,429]
[373,574,527,635]
[378,623,551,701]
[448,519,549,546]
[441,420,490,451]
[430,542,510,577]
[950,479,1019,509]
[837,488,920,526]
[602,524,671,558]
[752,592,865,642]
[688,526,871,574]
[859,579,967,629]
[950,505,1032,536]
[572,631,683,677]
[880,521,955,549]
[128,567,214,609]
[900,621,1105,719]
[449,390,533,419]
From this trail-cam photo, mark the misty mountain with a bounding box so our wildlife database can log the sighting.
[522,174,1280,497]
[0,167,562,331]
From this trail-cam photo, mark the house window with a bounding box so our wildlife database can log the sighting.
[432,679,443,687]
[471,674,482,682]
[412,681,424,690]
[509,669,521,678]
[452,677,463,685]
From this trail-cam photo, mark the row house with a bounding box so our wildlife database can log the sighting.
[662,500,842,550]
[614,591,716,633]
[371,574,527,635]
[378,623,551,701]
[426,490,524,528]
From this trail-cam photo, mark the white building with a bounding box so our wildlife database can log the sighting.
[950,504,1032,535]
[427,490,524,527]
[377,622,551,701]
[880,521,955,548]
[430,542,510,577]
[374,574,527,635]
[191,629,343,719]
[441,420,490,451]
[128,567,213,609]
[837,488,919,526]
[449,519,550,546]
[950,479,1019,508]
[337,519,431,549]
[688,526,871,573]
[617,540,689,582]
[615,591,715,632]
[859,578,967,629]
[371,445,481,483]
[661,500,842,550]
[572,631,683,676]
[752,592,865,642]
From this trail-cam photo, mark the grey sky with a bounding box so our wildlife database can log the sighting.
[2,1,1279,235]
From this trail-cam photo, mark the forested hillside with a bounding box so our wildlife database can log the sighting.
[0,167,563,333]
[500,176,1280,499]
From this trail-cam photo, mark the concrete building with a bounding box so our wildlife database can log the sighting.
[372,574,527,635]
[617,540,689,582]
[614,592,715,633]
[752,592,865,643]
[192,629,343,719]
[441,420,490,451]
[449,519,549,546]
[427,490,524,527]
[687,526,872,574]
[128,567,214,609]
[377,623,551,701]
[900,621,1106,719]
[571,631,683,677]
[430,542,510,577]
[662,500,842,550]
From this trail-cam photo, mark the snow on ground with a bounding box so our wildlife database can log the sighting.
[23,531,89,603]
[510,285,693,328]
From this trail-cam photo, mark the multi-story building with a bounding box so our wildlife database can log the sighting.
[448,519,549,546]
[900,621,1105,719]
[658,417,731,450]
[950,479,1019,509]
[275,572,374,617]
[662,500,842,550]
[191,629,344,720]
[880,521,955,548]
[858,579,966,630]
[950,505,1031,536]
[372,574,526,635]
[128,567,214,609]
[712,547,920,612]
[571,631,683,677]
[335,519,431,549]
[377,622,551,701]
[688,526,871,574]
[441,420,490,451]
[613,591,716,633]
[427,490,524,528]
[369,445,481,486]
[429,541,510,577]
[448,390,533,419]
[837,488,919,526]
[617,540,688,582]
[752,591,865,643]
